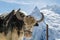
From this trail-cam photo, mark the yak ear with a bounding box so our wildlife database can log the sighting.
[34,23,39,26]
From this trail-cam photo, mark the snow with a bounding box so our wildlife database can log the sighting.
[41,5,60,14]
[40,6,60,40]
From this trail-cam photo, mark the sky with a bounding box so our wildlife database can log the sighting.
[0,0,60,14]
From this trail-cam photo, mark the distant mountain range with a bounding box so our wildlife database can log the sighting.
[41,5,60,14]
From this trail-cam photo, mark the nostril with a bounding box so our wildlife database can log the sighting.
[34,23,39,26]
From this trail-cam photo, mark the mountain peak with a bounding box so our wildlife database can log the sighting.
[33,6,40,12]
[34,6,38,9]
[30,6,42,21]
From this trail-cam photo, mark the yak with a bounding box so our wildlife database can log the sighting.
[0,9,44,40]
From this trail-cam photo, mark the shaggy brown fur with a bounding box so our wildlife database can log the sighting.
[24,15,37,31]
[23,15,38,38]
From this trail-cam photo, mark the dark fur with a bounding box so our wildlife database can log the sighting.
[3,9,25,36]
[0,17,4,33]
[3,10,15,35]
[7,15,24,36]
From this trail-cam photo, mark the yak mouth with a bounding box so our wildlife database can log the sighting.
[24,30,32,38]
[24,30,32,35]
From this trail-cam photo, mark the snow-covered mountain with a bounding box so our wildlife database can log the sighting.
[41,9,60,39]
[30,6,42,21]
[40,5,60,40]
[29,6,57,40]
[41,9,60,29]
[30,6,46,29]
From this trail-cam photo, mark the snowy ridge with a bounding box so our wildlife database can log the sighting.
[40,9,60,29]
[40,9,60,40]
[41,5,60,14]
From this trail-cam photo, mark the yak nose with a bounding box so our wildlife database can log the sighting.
[34,23,39,26]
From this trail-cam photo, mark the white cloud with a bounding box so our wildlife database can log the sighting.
[0,0,33,5]
[0,0,47,5]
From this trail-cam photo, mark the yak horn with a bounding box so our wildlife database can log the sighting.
[37,12,44,22]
